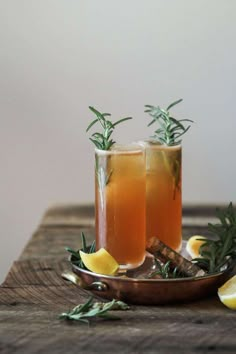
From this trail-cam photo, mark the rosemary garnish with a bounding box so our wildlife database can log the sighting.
[87,106,132,205]
[95,154,113,189]
[95,155,113,209]
[59,296,130,324]
[144,99,191,199]
[162,146,181,200]
[148,259,182,279]
[66,232,95,269]
[193,202,236,273]
[86,106,132,150]
[144,99,193,146]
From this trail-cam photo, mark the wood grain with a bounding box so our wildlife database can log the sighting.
[0,204,236,353]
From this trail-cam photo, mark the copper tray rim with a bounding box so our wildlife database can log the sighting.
[70,252,233,285]
[71,262,229,283]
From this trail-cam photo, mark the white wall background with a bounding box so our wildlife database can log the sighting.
[0,0,236,283]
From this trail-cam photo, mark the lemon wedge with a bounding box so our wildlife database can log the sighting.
[218,275,236,310]
[186,235,207,258]
[79,248,119,275]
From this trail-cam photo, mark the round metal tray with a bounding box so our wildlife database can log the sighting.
[63,241,235,305]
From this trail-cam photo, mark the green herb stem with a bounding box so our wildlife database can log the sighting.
[144,99,193,146]
[86,106,132,150]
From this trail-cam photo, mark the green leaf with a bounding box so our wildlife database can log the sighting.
[65,247,81,259]
[144,104,155,108]
[81,232,87,252]
[106,140,115,150]
[148,118,156,127]
[178,118,194,123]
[173,125,191,140]
[86,118,99,132]
[169,117,185,130]
[89,240,96,253]
[89,106,106,121]
[92,132,105,141]
[102,113,111,117]
[89,138,103,149]
[166,99,183,111]
[112,116,132,127]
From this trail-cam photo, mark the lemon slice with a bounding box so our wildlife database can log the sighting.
[186,235,207,258]
[79,248,119,275]
[218,275,236,310]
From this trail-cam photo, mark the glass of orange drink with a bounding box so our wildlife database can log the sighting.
[95,143,146,269]
[142,141,182,252]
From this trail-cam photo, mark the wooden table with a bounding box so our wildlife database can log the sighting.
[0,204,236,353]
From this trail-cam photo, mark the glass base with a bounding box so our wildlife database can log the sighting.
[118,257,145,271]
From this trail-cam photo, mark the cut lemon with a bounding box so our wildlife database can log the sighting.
[186,235,207,258]
[218,275,236,310]
[79,248,119,275]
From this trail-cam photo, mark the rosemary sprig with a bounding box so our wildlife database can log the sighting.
[144,99,193,146]
[86,106,132,150]
[59,296,130,324]
[148,259,182,279]
[193,202,236,273]
[95,154,113,194]
[65,232,95,269]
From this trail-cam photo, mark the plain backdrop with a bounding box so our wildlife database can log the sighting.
[0,0,236,283]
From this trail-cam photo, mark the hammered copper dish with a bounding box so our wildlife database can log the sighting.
[62,242,235,305]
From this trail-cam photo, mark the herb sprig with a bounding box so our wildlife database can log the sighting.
[144,99,193,146]
[60,296,130,324]
[193,202,236,273]
[66,232,95,269]
[86,106,132,150]
[149,259,182,279]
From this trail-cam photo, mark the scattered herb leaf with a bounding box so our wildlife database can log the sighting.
[59,296,130,324]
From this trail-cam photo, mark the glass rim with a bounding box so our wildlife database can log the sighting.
[138,140,182,150]
[95,143,145,155]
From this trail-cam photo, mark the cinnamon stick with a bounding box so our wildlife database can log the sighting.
[146,237,206,277]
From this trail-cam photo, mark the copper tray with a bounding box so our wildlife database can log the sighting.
[62,242,235,305]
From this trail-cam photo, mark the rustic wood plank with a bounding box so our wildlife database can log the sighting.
[19,227,95,261]
[19,202,219,263]
[0,298,236,353]
[40,203,223,227]
[0,204,236,353]
[0,259,101,306]
[40,204,95,228]
[2,259,70,287]
[18,224,214,263]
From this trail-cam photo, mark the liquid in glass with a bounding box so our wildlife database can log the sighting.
[95,144,146,269]
[144,141,182,251]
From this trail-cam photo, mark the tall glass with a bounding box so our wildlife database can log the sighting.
[95,144,146,269]
[143,141,182,251]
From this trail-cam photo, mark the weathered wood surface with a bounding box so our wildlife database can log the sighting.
[0,204,236,354]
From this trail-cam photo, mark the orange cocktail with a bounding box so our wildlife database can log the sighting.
[95,144,146,269]
[144,141,182,251]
